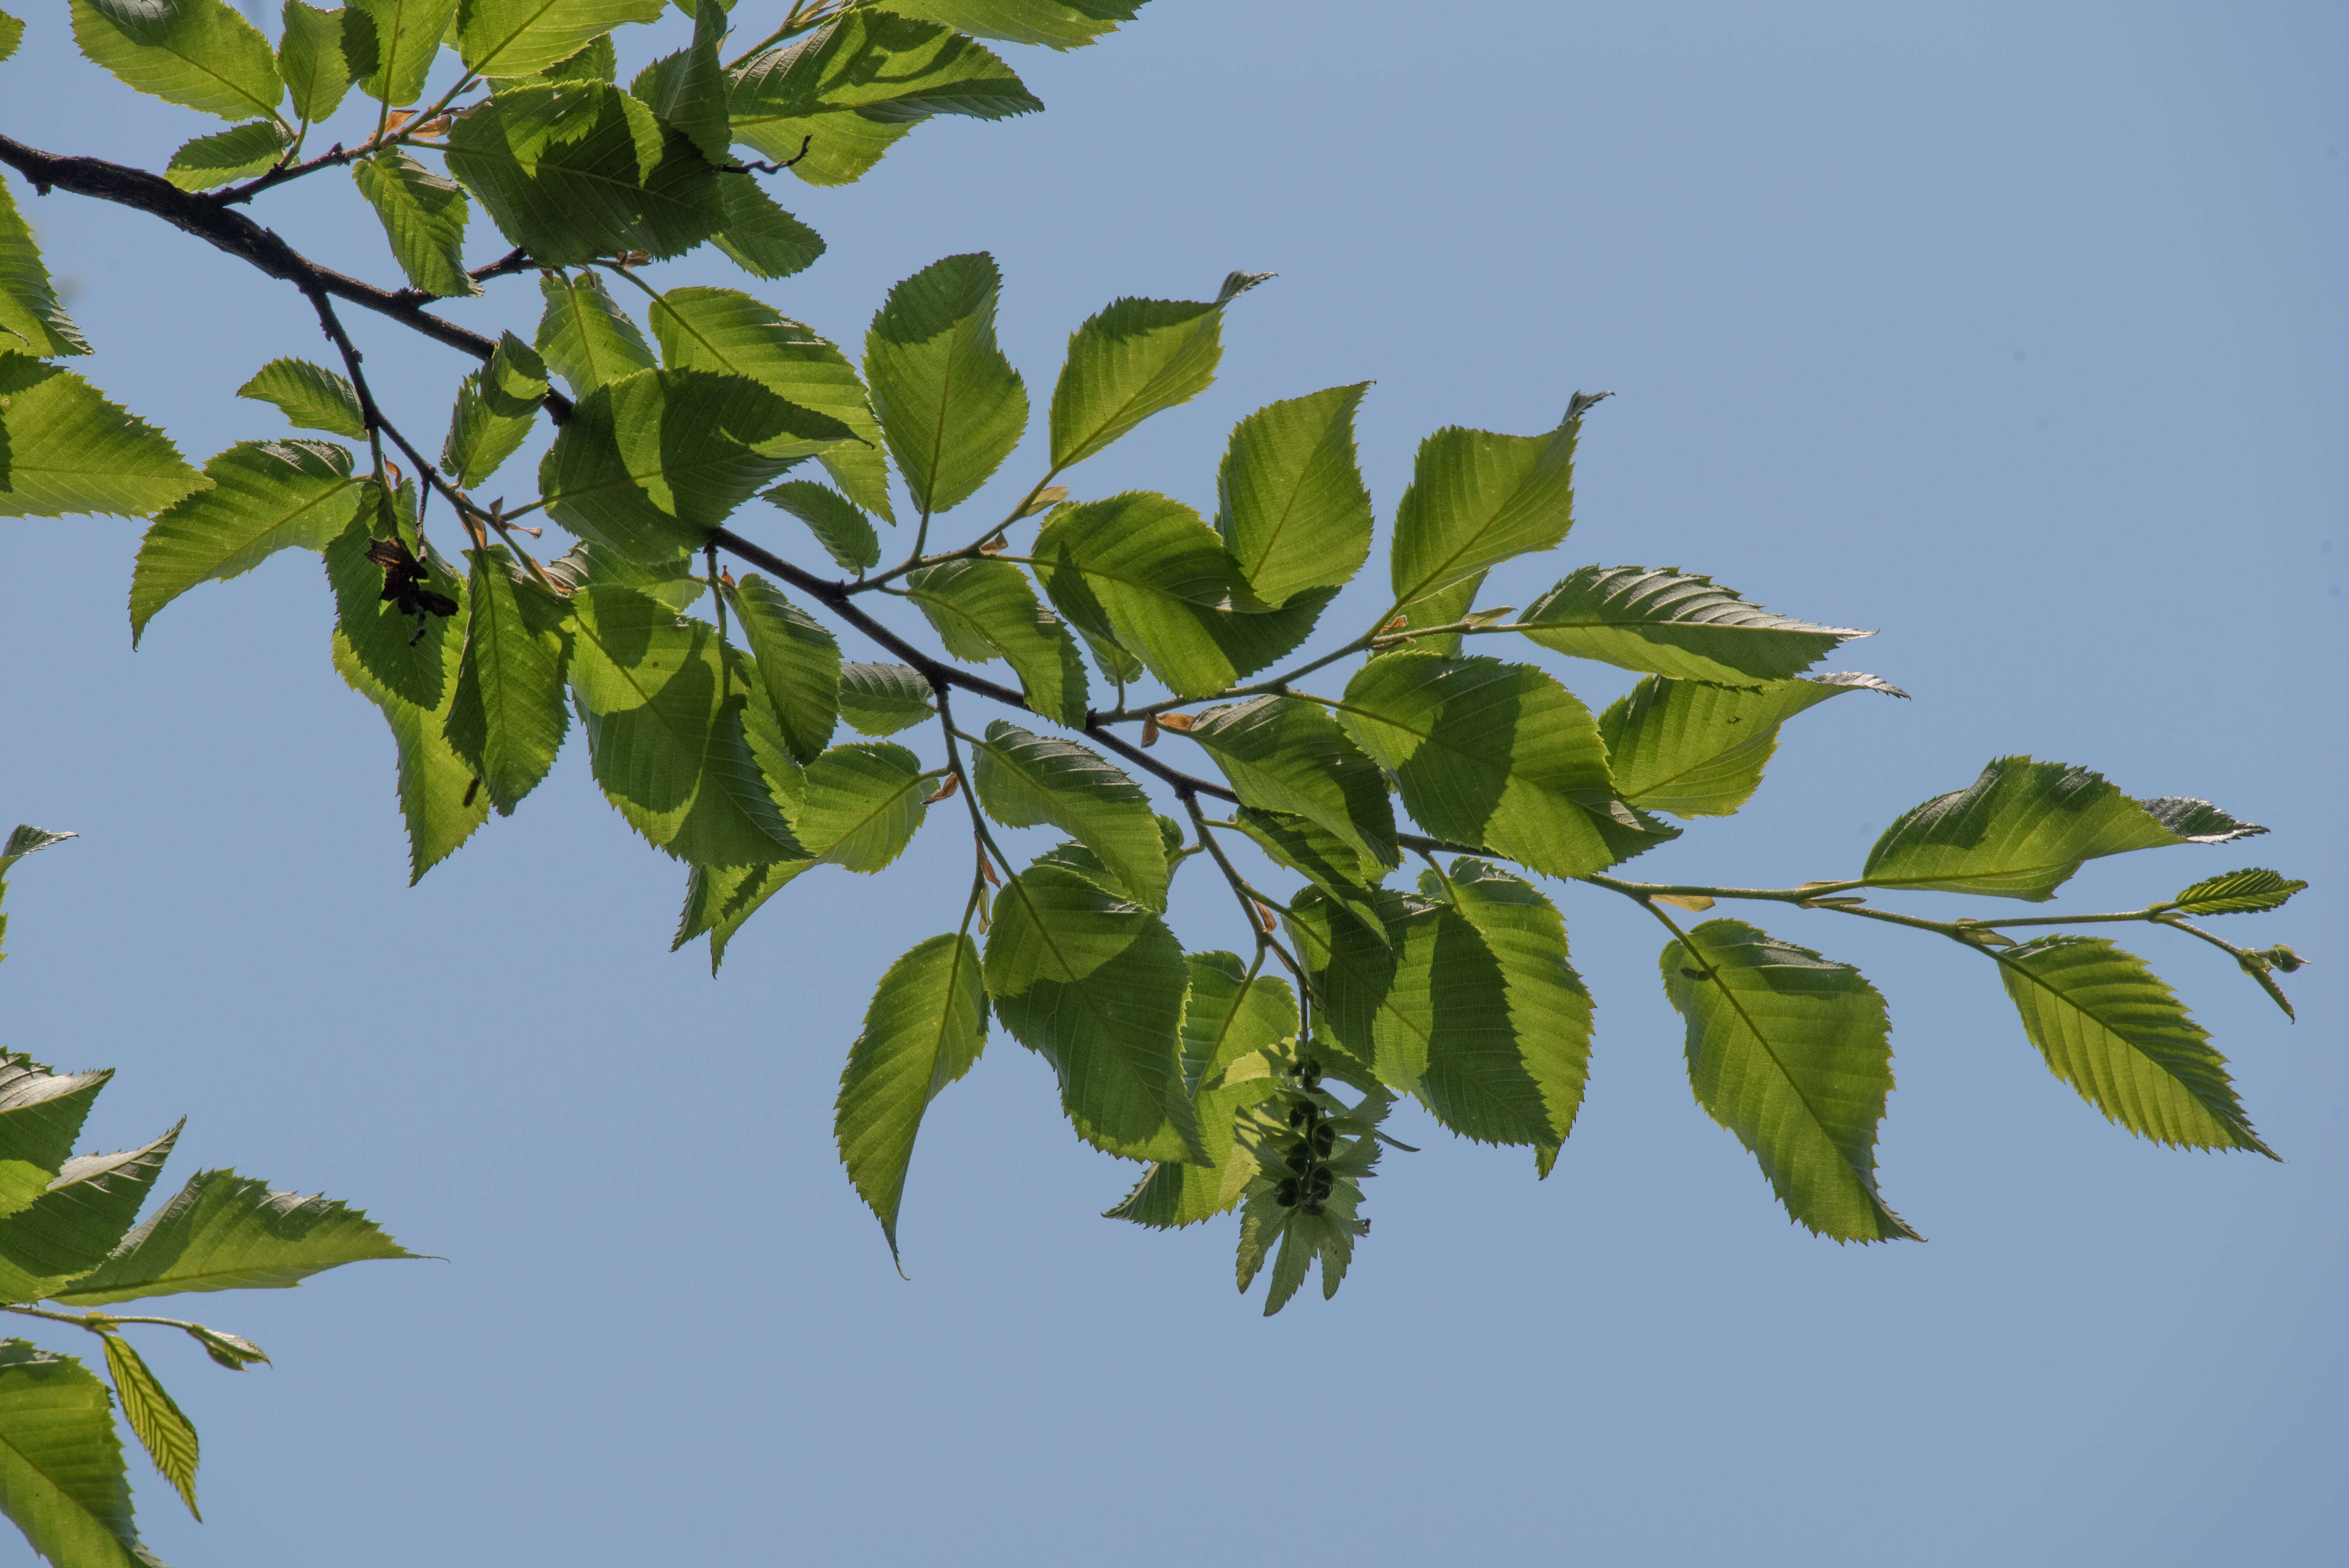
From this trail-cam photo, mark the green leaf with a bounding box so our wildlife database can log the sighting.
[1215,381,1372,607]
[1423,859,1593,1168]
[351,149,476,299]
[129,439,361,645]
[1048,271,1267,472]
[0,1124,180,1302]
[0,180,91,358]
[0,355,203,519]
[163,118,291,190]
[98,1335,199,1521]
[2165,867,2306,916]
[797,742,929,872]
[1029,491,1329,698]
[332,623,490,879]
[456,0,661,82]
[970,722,1164,909]
[646,285,891,519]
[904,560,1087,726]
[0,1057,110,1222]
[441,375,531,487]
[534,271,654,398]
[1519,565,1868,684]
[276,0,349,122]
[1388,408,1586,611]
[544,536,705,611]
[1373,567,1483,658]
[1230,808,1389,946]
[53,1167,415,1306]
[762,479,877,573]
[1993,935,2274,1156]
[235,357,365,438]
[444,81,723,264]
[0,11,21,64]
[1599,672,1905,819]
[1862,756,2268,902]
[723,575,838,763]
[711,173,826,282]
[727,10,1041,187]
[1659,918,1916,1242]
[540,367,848,560]
[444,547,570,814]
[863,253,1025,516]
[71,0,283,121]
[1107,953,1297,1228]
[626,0,728,161]
[567,584,802,866]
[879,0,1144,50]
[1334,652,1673,879]
[1180,695,1397,873]
[836,661,934,736]
[836,932,988,1261]
[984,862,1203,1162]
[323,496,463,708]
[490,27,611,86]
[342,0,454,107]
[0,1342,155,1568]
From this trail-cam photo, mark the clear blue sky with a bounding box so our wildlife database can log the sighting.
[2,3,2342,1564]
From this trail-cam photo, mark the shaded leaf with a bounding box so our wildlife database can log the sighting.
[647,285,891,518]
[323,495,462,708]
[763,479,878,572]
[0,1124,181,1303]
[566,583,801,866]
[0,355,203,519]
[235,357,364,438]
[72,0,283,120]
[1335,652,1673,879]
[351,149,476,298]
[1182,695,1397,873]
[540,366,848,560]
[904,559,1087,726]
[1600,672,1905,818]
[0,1057,110,1222]
[626,0,729,162]
[1107,953,1296,1228]
[0,180,90,359]
[723,574,839,763]
[1659,918,1917,1242]
[836,661,933,736]
[444,80,723,264]
[984,862,1203,1162]
[276,0,349,122]
[797,741,929,873]
[534,271,653,399]
[1230,808,1389,946]
[343,0,454,106]
[1520,564,1867,684]
[131,439,362,644]
[713,172,827,281]
[54,1167,416,1305]
[1216,381,1372,607]
[970,722,1164,909]
[1863,756,2268,902]
[1994,935,2274,1156]
[1030,490,1328,698]
[836,932,988,1260]
[444,546,571,814]
[863,253,1025,516]
[1047,271,1268,470]
[728,10,1041,187]
[880,0,1144,50]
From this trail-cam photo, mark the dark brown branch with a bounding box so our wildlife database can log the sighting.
[0,131,574,418]
[722,135,813,175]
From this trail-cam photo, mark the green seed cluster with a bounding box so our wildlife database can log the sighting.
[1270,1059,1339,1217]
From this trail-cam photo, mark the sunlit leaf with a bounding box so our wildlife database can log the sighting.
[1047,271,1267,471]
[836,932,988,1261]
[863,253,1024,516]
[1659,918,1917,1242]
[1388,408,1584,611]
[54,1167,416,1305]
[343,0,455,107]
[904,560,1087,726]
[1599,672,1904,818]
[724,574,839,763]
[1216,382,1372,607]
[99,1333,200,1520]
[276,0,349,122]
[0,1340,155,1568]
[351,149,476,298]
[1180,695,1397,873]
[1520,565,1867,684]
[0,180,91,358]
[164,117,291,191]
[0,355,203,519]
[971,721,1164,909]
[235,358,365,438]
[2165,867,2306,917]
[131,439,362,644]
[444,546,571,814]
[72,0,283,121]
[836,661,933,736]
[0,1123,180,1302]
[456,0,661,82]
